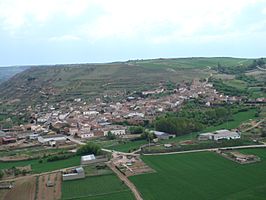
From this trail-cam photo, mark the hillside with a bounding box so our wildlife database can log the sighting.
[0,57,255,108]
[0,66,29,83]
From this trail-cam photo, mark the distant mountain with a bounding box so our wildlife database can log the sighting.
[0,57,253,109]
[0,66,30,83]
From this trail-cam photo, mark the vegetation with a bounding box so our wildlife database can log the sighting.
[76,142,102,156]
[129,126,144,134]
[216,58,264,74]
[130,148,266,200]
[61,174,134,200]
[106,131,116,140]
[0,155,80,173]
[155,102,236,135]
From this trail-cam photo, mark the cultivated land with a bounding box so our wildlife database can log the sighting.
[130,148,266,200]
[0,155,80,173]
[61,174,135,200]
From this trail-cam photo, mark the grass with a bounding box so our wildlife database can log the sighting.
[130,148,266,200]
[106,140,147,153]
[61,174,135,200]
[224,79,247,90]
[204,109,258,132]
[0,155,80,173]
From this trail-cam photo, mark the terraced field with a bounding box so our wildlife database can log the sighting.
[130,148,266,200]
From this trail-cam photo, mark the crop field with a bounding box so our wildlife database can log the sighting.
[130,148,266,200]
[107,140,147,153]
[0,155,80,173]
[61,174,134,200]
[1,176,36,200]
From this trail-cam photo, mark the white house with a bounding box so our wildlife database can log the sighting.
[79,133,94,139]
[198,129,241,141]
[103,126,126,136]
[83,111,99,116]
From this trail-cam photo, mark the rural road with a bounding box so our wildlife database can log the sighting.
[243,119,265,132]
[143,144,266,156]
[107,162,143,200]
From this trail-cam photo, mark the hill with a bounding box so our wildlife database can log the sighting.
[0,57,256,109]
[0,66,29,83]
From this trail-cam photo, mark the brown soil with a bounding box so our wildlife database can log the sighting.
[37,172,61,200]
[3,176,36,200]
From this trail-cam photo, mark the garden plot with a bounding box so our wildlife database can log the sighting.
[112,153,154,176]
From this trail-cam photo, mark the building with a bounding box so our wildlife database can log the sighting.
[38,134,66,145]
[198,129,241,141]
[79,133,94,139]
[81,154,96,165]
[212,130,240,141]
[103,126,126,136]
[62,167,85,181]
[153,131,176,140]
[81,154,108,165]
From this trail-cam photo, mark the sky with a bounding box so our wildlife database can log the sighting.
[0,0,266,66]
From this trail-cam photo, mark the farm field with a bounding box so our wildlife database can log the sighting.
[36,172,61,200]
[0,155,80,173]
[1,176,36,200]
[130,148,266,200]
[61,174,135,200]
[106,140,147,153]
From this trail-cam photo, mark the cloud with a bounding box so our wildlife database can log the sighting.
[49,35,81,42]
[0,0,96,31]
[0,0,265,45]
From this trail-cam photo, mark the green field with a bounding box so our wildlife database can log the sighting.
[204,108,258,132]
[106,140,147,153]
[130,148,266,200]
[61,174,135,200]
[0,155,80,173]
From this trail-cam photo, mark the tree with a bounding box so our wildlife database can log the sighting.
[106,131,116,140]
[0,170,3,179]
[76,142,101,156]
[141,130,155,141]
[129,126,144,134]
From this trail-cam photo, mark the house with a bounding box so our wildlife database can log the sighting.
[38,134,66,145]
[29,133,39,140]
[198,132,213,141]
[79,133,94,139]
[103,126,126,136]
[198,129,241,141]
[62,167,85,181]
[153,131,176,140]
[2,136,17,144]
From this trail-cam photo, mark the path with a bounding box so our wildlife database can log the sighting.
[107,162,143,200]
[143,144,266,156]
[242,119,265,133]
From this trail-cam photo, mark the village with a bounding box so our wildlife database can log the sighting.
[0,79,247,148]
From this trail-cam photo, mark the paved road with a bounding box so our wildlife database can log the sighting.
[143,144,266,156]
[107,162,143,200]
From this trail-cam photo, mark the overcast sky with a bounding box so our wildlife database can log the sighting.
[0,0,266,66]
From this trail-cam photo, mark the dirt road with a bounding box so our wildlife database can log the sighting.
[107,163,143,200]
